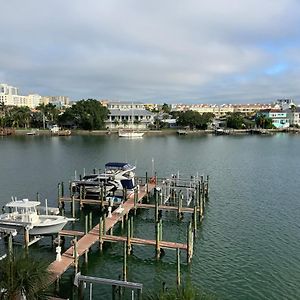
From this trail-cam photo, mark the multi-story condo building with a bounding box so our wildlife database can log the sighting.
[0,83,42,108]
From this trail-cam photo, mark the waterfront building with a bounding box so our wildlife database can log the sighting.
[283,107,300,126]
[105,101,155,129]
[260,109,290,128]
[171,103,272,118]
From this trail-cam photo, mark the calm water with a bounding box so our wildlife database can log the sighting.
[0,134,299,299]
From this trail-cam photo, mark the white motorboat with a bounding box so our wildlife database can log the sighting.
[72,162,137,198]
[0,199,68,235]
[118,129,144,138]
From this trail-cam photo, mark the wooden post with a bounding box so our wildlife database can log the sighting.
[79,186,83,210]
[71,195,75,219]
[176,248,181,286]
[85,214,88,234]
[155,220,160,259]
[155,188,159,222]
[57,182,61,208]
[187,222,193,263]
[159,218,163,241]
[127,218,132,255]
[8,232,13,261]
[61,181,64,198]
[134,187,138,215]
[130,215,134,238]
[177,190,182,220]
[89,211,93,231]
[206,175,209,200]
[193,205,197,238]
[146,171,149,202]
[73,237,78,274]
[24,227,29,253]
[99,216,103,252]
[123,241,127,281]
[103,217,106,235]
[197,182,202,221]
[85,250,88,264]
[100,183,104,208]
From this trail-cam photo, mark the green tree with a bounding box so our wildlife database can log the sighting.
[59,99,109,130]
[6,106,32,128]
[226,112,244,129]
[177,111,214,130]
[36,103,59,128]
[0,253,50,299]
[161,103,171,114]
[255,113,273,129]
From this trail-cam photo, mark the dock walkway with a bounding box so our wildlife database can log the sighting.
[48,184,155,284]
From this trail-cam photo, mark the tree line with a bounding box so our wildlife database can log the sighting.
[0,99,274,131]
[0,99,109,130]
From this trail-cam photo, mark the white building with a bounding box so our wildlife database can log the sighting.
[105,101,155,129]
[0,83,43,108]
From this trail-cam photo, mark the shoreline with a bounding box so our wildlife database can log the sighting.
[9,127,300,136]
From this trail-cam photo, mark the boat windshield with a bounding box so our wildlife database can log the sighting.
[105,162,135,171]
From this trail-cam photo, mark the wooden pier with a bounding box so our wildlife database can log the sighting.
[48,172,210,294]
[48,183,156,284]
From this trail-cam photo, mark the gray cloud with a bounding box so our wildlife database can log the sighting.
[1,0,300,103]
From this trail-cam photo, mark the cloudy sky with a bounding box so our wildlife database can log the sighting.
[1,0,300,104]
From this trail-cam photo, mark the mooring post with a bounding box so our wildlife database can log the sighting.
[79,186,83,210]
[127,218,132,255]
[123,241,127,281]
[159,218,163,241]
[85,214,88,234]
[193,205,197,238]
[57,182,61,208]
[130,215,134,238]
[24,227,29,254]
[85,250,88,264]
[71,195,75,219]
[146,171,149,202]
[177,190,183,220]
[134,187,138,215]
[187,221,193,263]
[155,220,160,259]
[206,175,209,200]
[8,232,13,261]
[112,285,116,300]
[99,216,103,252]
[155,188,159,222]
[100,183,104,208]
[176,248,181,286]
[197,181,202,221]
[61,181,64,198]
[73,237,78,274]
[89,211,93,231]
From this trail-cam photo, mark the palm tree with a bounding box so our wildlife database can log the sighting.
[0,253,50,299]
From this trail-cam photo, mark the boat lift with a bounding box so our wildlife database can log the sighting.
[74,273,143,300]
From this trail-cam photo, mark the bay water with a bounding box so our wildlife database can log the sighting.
[0,134,299,299]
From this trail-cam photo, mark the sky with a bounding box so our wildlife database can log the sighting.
[1,0,300,104]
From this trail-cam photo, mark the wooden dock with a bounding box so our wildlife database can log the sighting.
[48,183,155,284]
[48,172,209,292]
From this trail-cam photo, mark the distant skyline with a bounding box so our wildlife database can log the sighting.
[1,0,300,104]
